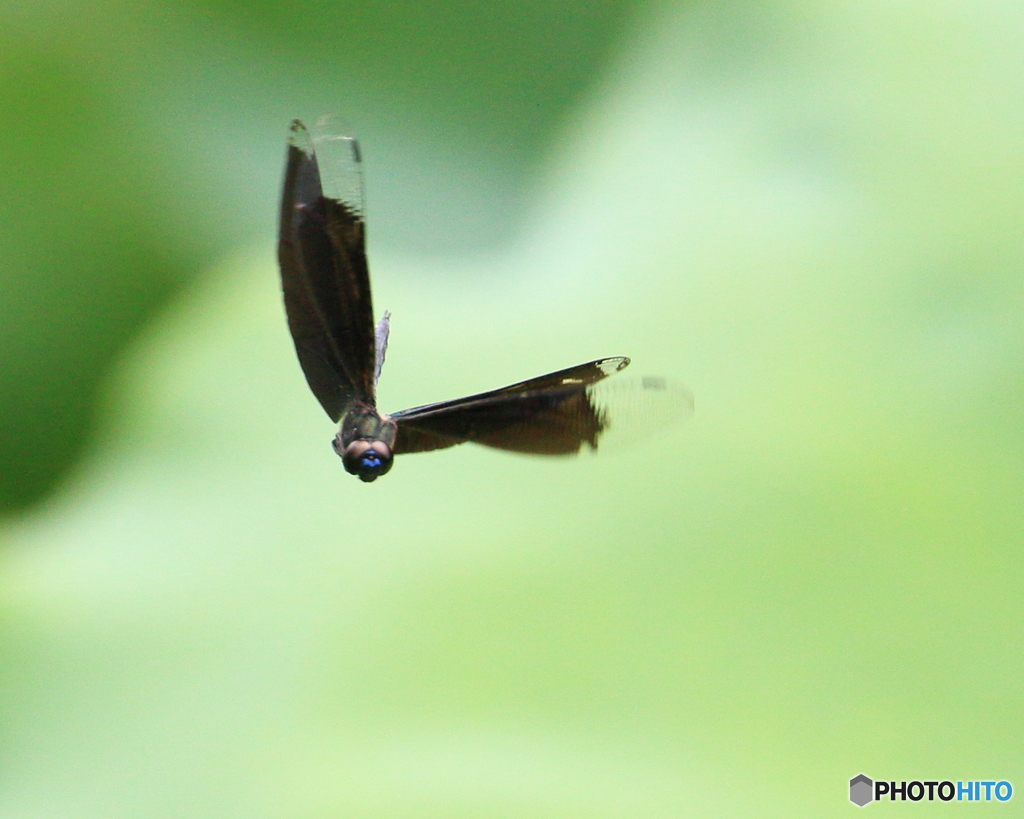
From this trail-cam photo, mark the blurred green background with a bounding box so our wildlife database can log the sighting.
[2,0,1023,816]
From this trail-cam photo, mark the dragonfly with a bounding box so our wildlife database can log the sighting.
[277,116,689,482]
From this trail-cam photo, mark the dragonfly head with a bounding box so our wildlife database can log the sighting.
[334,437,394,482]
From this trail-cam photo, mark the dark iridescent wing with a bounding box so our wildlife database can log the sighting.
[277,117,377,422]
[391,357,632,455]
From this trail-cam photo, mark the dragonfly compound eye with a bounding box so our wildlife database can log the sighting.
[341,439,394,482]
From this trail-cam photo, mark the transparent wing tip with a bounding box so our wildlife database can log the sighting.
[586,375,694,450]
[596,356,630,376]
[308,114,364,217]
[313,113,356,138]
[312,115,361,160]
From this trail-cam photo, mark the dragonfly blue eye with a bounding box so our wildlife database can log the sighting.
[341,439,394,481]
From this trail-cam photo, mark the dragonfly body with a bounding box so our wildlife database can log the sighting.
[278,117,684,482]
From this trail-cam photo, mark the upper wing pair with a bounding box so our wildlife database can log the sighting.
[278,118,377,422]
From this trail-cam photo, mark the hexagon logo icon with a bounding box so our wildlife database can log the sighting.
[850,774,874,807]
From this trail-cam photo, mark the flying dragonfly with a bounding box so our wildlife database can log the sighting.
[277,116,690,482]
